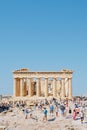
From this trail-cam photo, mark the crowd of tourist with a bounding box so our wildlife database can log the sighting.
[0,97,87,124]
[20,97,87,124]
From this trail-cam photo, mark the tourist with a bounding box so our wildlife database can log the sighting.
[75,107,80,116]
[33,103,36,112]
[55,105,59,117]
[44,99,49,105]
[29,107,33,118]
[49,103,54,116]
[69,107,72,114]
[60,104,65,116]
[25,108,29,119]
[80,110,84,124]
[74,103,78,109]
[72,109,76,120]
[43,107,48,121]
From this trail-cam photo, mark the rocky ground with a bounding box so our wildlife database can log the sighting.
[0,96,87,130]
[0,106,87,130]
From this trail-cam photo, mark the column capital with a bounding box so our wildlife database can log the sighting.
[62,78,65,80]
[20,77,24,80]
[37,78,41,81]
[45,77,48,79]
[53,77,56,79]
[68,77,72,79]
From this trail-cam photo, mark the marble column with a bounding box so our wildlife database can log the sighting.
[53,78,57,97]
[68,78,72,99]
[57,80,61,97]
[28,78,32,97]
[65,78,69,97]
[20,78,23,97]
[23,78,26,96]
[23,78,27,96]
[61,78,65,98]
[17,78,20,96]
[45,78,48,97]
[36,78,41,97]
[14,78,17,97]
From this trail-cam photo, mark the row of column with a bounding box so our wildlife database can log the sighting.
[14,78,27,97]
[61,78,72,99]
[14,77,72,99]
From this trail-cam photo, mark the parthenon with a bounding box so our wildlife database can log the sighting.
[13,68,73,99]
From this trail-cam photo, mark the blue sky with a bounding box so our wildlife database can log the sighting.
[0,0,87,96]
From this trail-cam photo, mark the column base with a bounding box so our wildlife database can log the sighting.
[61,96,65,99]
[68,96,72,100]
[28,95,31,98]
[45,96,48,98]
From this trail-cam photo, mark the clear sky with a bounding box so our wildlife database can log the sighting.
[0,0,87,96]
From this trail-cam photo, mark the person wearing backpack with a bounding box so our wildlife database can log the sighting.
[43,107,48,121]
[49,103,54,116]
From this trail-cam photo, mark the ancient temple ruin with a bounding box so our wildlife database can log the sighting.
[13,68,73,99]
